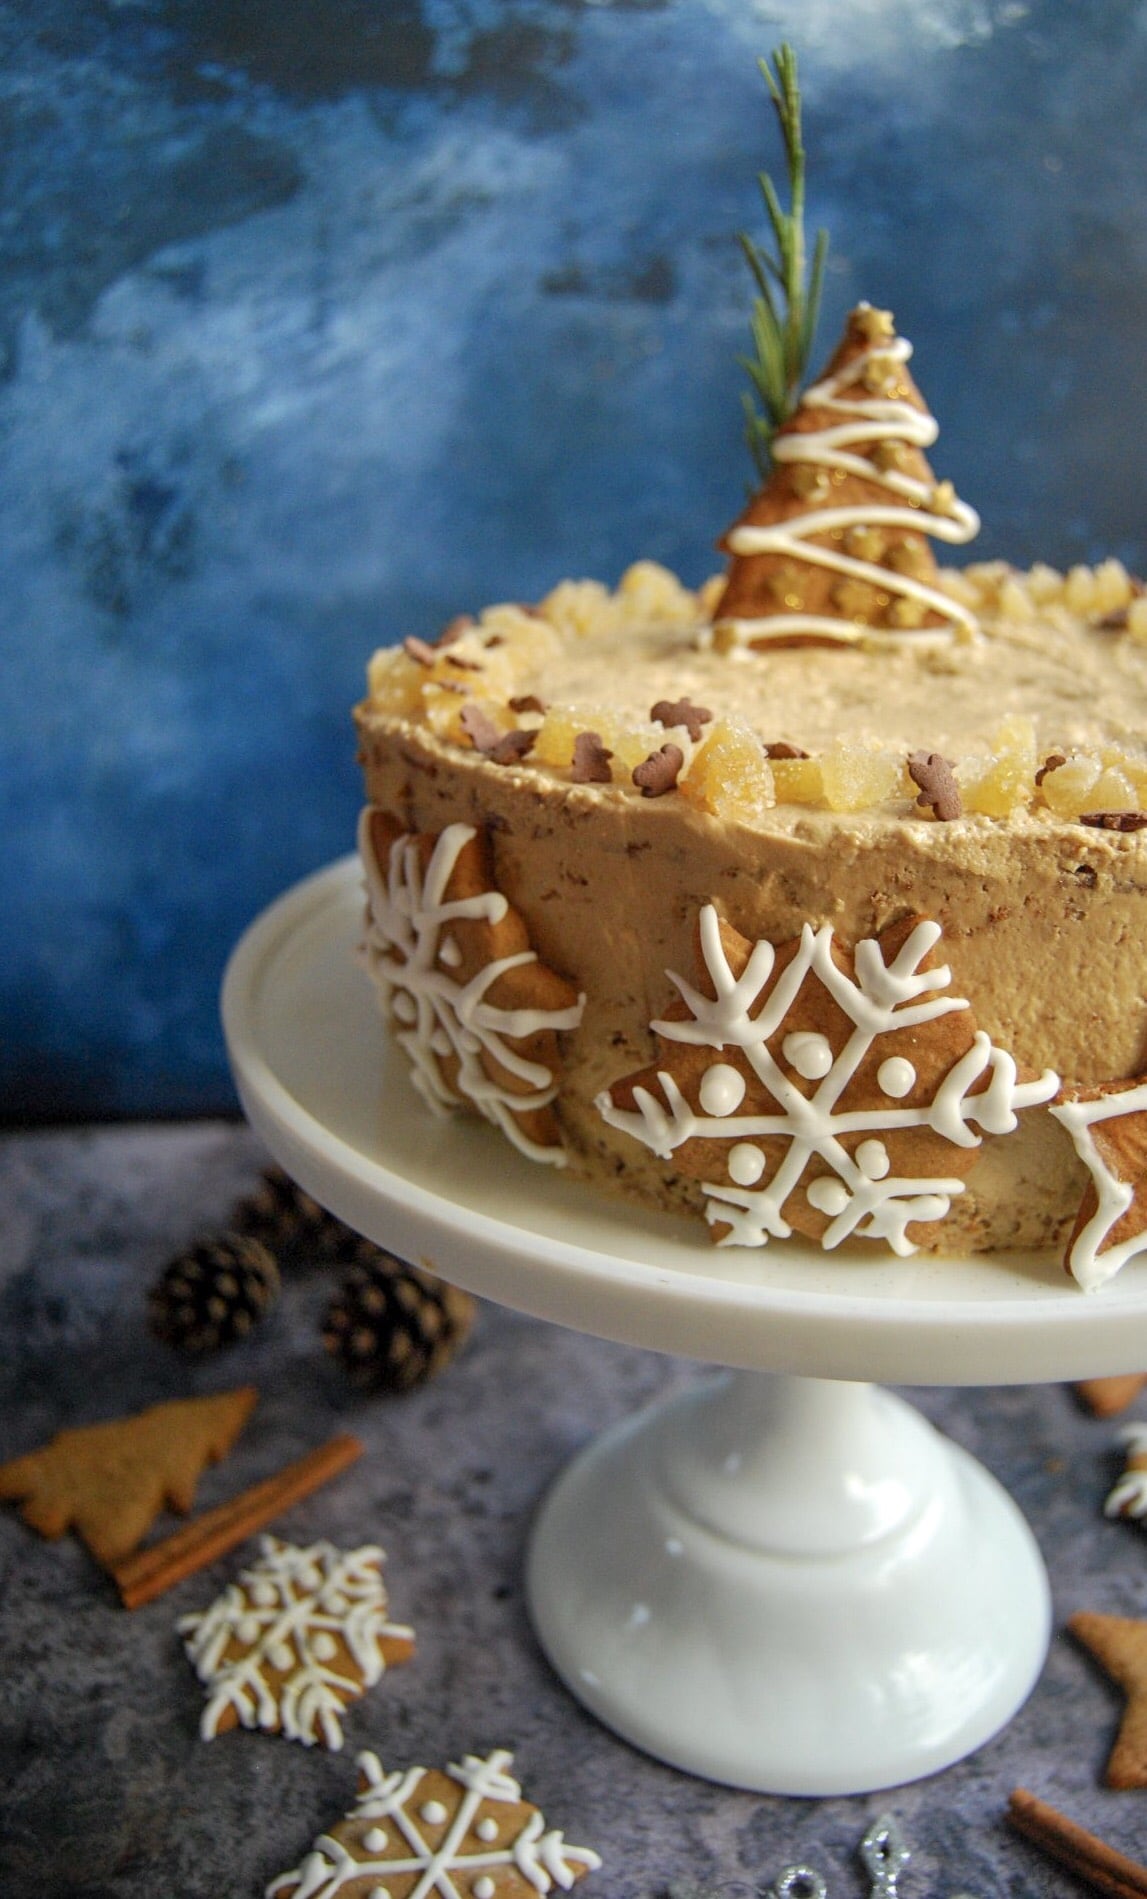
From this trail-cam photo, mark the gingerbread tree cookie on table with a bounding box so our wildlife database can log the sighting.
[0,1386,257,1568]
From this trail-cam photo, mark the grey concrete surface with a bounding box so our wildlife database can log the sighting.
[1,1121,1146,1896]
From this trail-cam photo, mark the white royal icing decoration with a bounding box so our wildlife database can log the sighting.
[596,907,1058,1255]
[728,1143,766,1187]
[358,811,585,1166]
[783,1030,835,1080]
[698,1062,747,1116]
[877,1056,916,1098]
[264,1747,602,1899]
[179,1536,413,1751]
[716,315,980,649]
[1050,1081,1147,1291]
[1105,1422,1147,1520]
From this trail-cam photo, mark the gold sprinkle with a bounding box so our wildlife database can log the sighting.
[845,526,884,562]
[887,595,927,630]
[853,304,896,343]
[832,579,875,620]
[791,464,830,500]
[884,537,931,578]
[765,563,806,608]
[930,480,957,517]
[872,441,908,473]
[862,354,900,394]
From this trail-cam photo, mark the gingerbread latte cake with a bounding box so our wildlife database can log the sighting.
[352,59,1147,1292]
[353,290,1147,1293]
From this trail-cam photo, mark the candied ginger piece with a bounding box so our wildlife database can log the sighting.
[1040,752,1102,818]
[533,704,617,769]
[540,579,615,640]
[616,561,701,624]
[996,576,1032,621]
[611,723,682,778]
[1063,564,1098,615]
[1127,597,1147,642]
[1026,562,1064,605]
[1093,559,1134,614]
[770,754,824,805]
[679,718,775,822]
[820,746,902,813]
[365,649,426,717]
[1089,766,1140,813]
[1104,749,1147,802]
[959,715,1037,816]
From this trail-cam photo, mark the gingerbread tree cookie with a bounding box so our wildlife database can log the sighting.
[179,1534,414,1749]
[1070,1611,1147,1788]
[0,1386,257,1568]
[359,809,585,1164]
[266,1746,602,1899]
[597,907,1058,1255]
[714,303,981,651]
[1051,1076,1147,1291]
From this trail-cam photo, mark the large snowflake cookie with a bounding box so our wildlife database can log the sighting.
[359,810,585,1164]
[266,1746,602,1899]
[597,906,1058,1255]
[179,1534,414,1749]
[1050,1076,1147,1291]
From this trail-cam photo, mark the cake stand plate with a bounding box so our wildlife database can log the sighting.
[222,858,1147,1793]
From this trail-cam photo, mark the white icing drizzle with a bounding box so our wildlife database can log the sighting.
[1105,1422,1147,1519]
[597,907,1058,1255]
[179,1536,413,1751]
[358,810,585,1166]
[1050,1081,1147,1290]
[716,319,980,649]
[265,1747,602,1899]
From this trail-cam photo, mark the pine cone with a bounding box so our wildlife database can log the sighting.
[322,1248,475,1392]
[232,1165,354,1265]
[147,1235,281,1353]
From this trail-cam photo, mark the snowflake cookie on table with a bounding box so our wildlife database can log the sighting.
[265,1746,602,1899]
[179,1534,414,1749]
[359,809,585,1165]
[597,905,1058,1256]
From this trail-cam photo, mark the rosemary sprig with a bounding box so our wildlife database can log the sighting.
[739,44,829,479]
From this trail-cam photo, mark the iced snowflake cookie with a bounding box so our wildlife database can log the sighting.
[179,1534,414,1748]
[359,809,585,1164]
[1051,1075,1147,1290]
[265,1747,602,1899]
[598,909,1058,1255]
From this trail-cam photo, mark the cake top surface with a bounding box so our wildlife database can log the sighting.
[359,555,1147,829]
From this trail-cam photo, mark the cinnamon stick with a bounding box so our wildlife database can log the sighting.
[112,1432,364,1609]
[1008,1788,1147,1899]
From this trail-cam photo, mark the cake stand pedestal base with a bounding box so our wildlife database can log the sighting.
[526,1369,1050,1794]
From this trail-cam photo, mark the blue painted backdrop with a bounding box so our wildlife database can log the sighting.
[4,1,1147,1120]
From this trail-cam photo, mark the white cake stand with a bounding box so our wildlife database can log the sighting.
[222,857,1147,1796]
